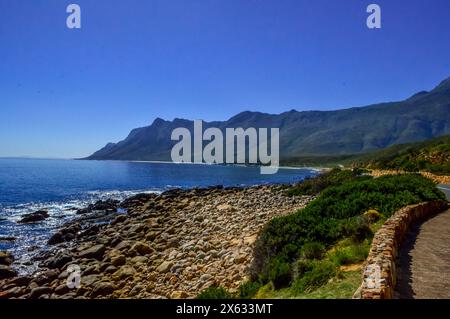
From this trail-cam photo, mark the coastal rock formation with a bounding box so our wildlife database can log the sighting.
[0,251,14,266]
[0,252,17,280]
[0,185,313,299]
[17,210,49,224]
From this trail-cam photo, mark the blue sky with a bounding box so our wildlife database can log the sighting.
[0,0,449,158]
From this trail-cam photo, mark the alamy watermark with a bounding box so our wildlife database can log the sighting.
[64,4,381,30]
[364,264,382,289]
[66,264,81,289]
[171,120,279,174]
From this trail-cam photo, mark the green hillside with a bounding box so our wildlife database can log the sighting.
[347,135,450,175]
[284,135,450,175]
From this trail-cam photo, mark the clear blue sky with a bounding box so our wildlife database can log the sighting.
[1,0,449,158]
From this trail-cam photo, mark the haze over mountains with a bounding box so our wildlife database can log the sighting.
[86,77,450,161]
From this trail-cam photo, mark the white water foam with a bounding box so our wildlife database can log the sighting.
[0,188,162,275]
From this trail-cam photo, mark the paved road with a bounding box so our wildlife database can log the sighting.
[395,184,450,299]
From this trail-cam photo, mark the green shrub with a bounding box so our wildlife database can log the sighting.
[341,217,373,243]
[300,242,326,260]
[292,260,337,294]
[331,242,369,266]
[196,286,232,299]
[238,281,262,299]
[352,167,370,175]
[267,257,292,289]
[251,174,445,283]
[295,259,315,278]
[403,161,419,172]
[285,168,369,196]
[363,209,381,223]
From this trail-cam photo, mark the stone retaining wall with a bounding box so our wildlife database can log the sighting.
[353,200,449,299]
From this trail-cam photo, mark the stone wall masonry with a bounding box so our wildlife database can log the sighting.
[353,200,449,299]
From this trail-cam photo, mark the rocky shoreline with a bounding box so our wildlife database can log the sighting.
[0,184,313,299]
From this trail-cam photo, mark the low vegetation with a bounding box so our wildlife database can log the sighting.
[196,170,445,299]
[196,286,233,299]
[248,172,445,297]
[282,135,450,176]
[285,168,370,196]
[348,135,450,175]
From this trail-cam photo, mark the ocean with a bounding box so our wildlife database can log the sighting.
[0,158,317,273]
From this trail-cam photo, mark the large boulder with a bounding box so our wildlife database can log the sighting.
[156,261,173,273]
[0,251,14,265]
[29,286,52,299]
[130,242,153,256]
[90,282,116,298]
[18,210,49,223]
[48,223,81,245]
[78,244,106,260]
[0,265,17,280]
[77,199,119,214]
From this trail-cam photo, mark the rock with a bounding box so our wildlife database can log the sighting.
[131,242,153,255]
[29,286,52,299]
[156,261,173,273]
[129,284,144,297]
[9,275,32,287]
[81,274,100,286]
[109,236,123,247]
[0,251,14,265]
[76,208,90,215]
[45,252,72,269]
[48,223,81,245]
[111,215,127,225]
[0,236,16,242]
[111,255,126,267]
[47,232,63,245]
[18,210,49,223]
[234,255,247,264]
[35,269,59,285]
[104,265,117,274]
[114,240,131,251]
[167,239,178,248]
[130,256,148,264]
[82,264,100,276]
[77,225,101,240]
[54,283,71,295]
[0,286,25,298]
[200,274,213,282]
[216,204,233,211]
[90,282,115,298]
[0,265,17,279]
[112,265,136,280]
[88,199,119,212]
[78,244,106,260]
[171,291,188,299]
[145,231,158,241]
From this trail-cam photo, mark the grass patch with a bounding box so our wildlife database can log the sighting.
[254,271,362,299]
[329,241,370,266]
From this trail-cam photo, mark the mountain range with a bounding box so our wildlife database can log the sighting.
[86,77,450,162]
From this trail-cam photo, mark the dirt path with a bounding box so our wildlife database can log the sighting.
[396,187,450,298]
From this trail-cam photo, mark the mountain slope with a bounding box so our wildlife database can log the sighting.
[347,134,450,174]
[86,77,450,161]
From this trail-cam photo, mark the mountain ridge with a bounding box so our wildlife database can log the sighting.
[86,77,450,161]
